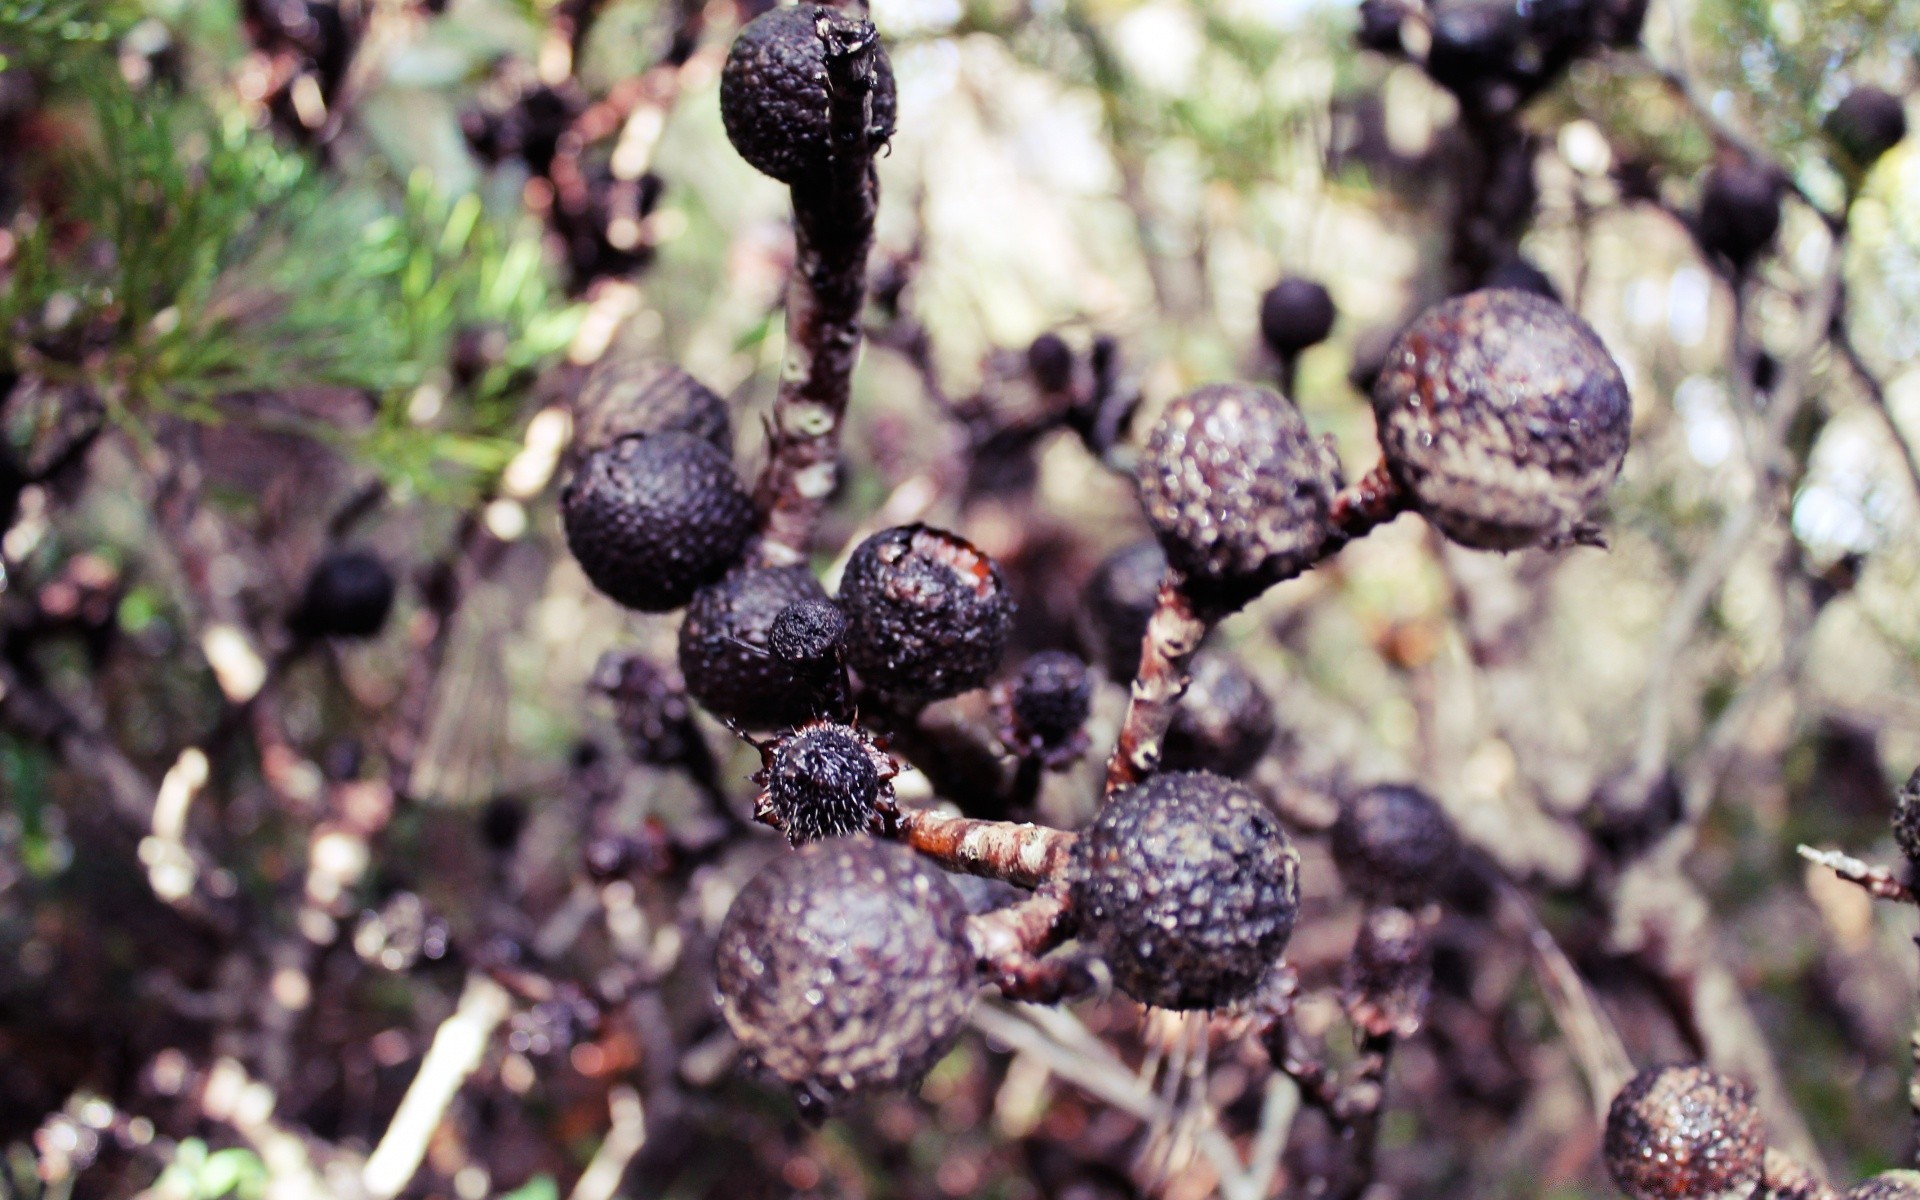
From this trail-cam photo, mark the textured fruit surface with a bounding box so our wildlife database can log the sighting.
[590,651,705,768]
[1826,87,1908,168]
[1603,1066,1766,1200]
[719,4,897,185]
[1847,1172,1920,1200]
[1258,276,1336,357]
[679,565,832,729]
[714,839,976,1104]
[1372,288,1631,550]
[839,524,1014,701]
[1137,383,1342,608]
[1895,768,1920,865]
[291,550,396,639]
[768,598,847,669]
[562,432,753,613]
[1330,784,1460,905]
[1009,650,1093,751]
[1697,161,1783,269]
[1069,771,1300,1009]
[1161,651,1276,778]
[765,723,883,843]
[571,357,730,456]
[1080,539,1169,677]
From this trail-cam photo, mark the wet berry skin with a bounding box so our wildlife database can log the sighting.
[1069,771,1300,1010]
[1371,288,1631,551]
[570,357,730,457]
[1602,1065,1766,1200]
[1330,783,1460,906]
[1079,539,1169,678]
[562,432,754,613]
[1258,276,1337,358]
[1136,383,1343,612]
[714,839,976,1108]
[291,549,397,639]
[763,722,884,843]
[679,564,833,729]
[720,4,897,186]
[838,524,1015,702]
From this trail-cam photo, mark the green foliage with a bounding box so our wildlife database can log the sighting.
[0,0,134,75]
[148,1140,266,1200]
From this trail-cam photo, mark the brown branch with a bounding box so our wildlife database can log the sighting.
[964,883,1087,1003]
[751,14,883,566]
[1103,575,1207,793]
[1797,844,1919,905]
[895,807,1077,889]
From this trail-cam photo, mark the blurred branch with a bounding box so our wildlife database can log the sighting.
[1797,844,1919,905]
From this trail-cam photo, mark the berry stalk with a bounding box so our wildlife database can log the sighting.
[964,882,1085,1003]
[752,14,884,566]
[896,807,1078,889]
[1102,575,1208,793]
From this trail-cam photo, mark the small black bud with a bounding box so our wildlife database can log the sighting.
[1696,160,1784,270]
[1027,332,1076,394]
[1258,277,1337,359]
[757,721,890,844]
[1826,86,1908,169]
[291,550,396,639]
[679,565,833,729]
[1007,651,1094,754]
[768,598,848,670]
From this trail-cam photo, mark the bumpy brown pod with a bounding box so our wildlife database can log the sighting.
[714,839,976,1112]
[1603,1066,1766,1200]
[1136,383,1343,610]
[678,564,832,729]
[1371,288,1631,550]
[719,4,897,186]
[1069,771,1300,1010]
[838,524,1015,702]
[570,356,730,457]
[1847,1172,1920,1200]
[1330,783,1461,906]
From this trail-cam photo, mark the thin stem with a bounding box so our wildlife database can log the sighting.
[1103,575,1207,793]
[965,883,1086,1003]
[895,807,1077,889]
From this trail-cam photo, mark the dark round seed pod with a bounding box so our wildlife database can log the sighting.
[1482,257,1560,301]
[1068,771,1301,1010]
[1371,288,1632,550]
[1826,86,1908,169]
[562,432,754,613]
[1330,783,1460,906]
[838,524,1015,702]
[679,565,832,729]
[1592,0,1651,45]
[1080,539,1169,677]
[1355,0,1405,52]
[1847,1172,1920,1200]
[1696,160,1784,270]
[1258,276,1337,359]
[1028,332,1076,394]
[1893,767,1920,867]
[571,357,730,457]
[291,549,396,639]
[714,839,976,1107]
[719,4,898,185]
[1161,651,1276,779]
[1136,383,1343,610]
[479,795,528,853]
[590,651,706,768]
[768,598,847,670]
[1603,1066,1766,1200]
[1422,0,1523,98]
[763,723,883,843]
[1008,651,1094,752]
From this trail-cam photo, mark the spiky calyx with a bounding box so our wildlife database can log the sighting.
[1603,1066,1766,1200]
[1160,650,1277,779]
[562,432,754,613]
[714,839,977,1110]
[1069,771,1300,1010]
[290,550,396,639]
[678,564,832,730]
[839,524,1015,702]
[1258,276,1337,358]
[570,357,731,457]
[1137,383,1343,611]
[1079,539,1169,677]
[753,720,896,843]
[1371,288,1631,550]
[719,4,897,186]
[1330,784,1461,906]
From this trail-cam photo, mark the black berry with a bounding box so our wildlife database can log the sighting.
[838,524,1015,702]
[714,839,976,1107]
[1258,276,1337,359]
[1422,0,1523,99]
[1893,767,1920,867]
[590,651,707,768]
[291,549,396,639]
[1603,1066,1766,1200]
[754,720,892,844]
[1069,771,1301,1010]
[1696,160,1784,270]
[1161,651,1276,779]
[1006,651,1094,755]
[768,597,847,669]
[1826,86,1908,169]
[561,432,754,613]
[1371,288,1631,550]
[1079,539,1169,677]
[679,564,832,729]
[571,357,731,458]
[1355,0,1405,52]
[1028,332,1076,394]
[1136,383,1342,610]
[1848,1174,1920,1200]
[719,4,897,186]
[1330,783,1460,906]
[1482,256,1560,301]
[479,795,528,853]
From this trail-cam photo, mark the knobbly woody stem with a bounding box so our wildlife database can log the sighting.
[896,807,1077,889]
[752,13,883,566]
[1102,467,1409,794]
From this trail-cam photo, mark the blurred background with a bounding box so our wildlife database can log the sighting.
[4,0,1920,1196]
